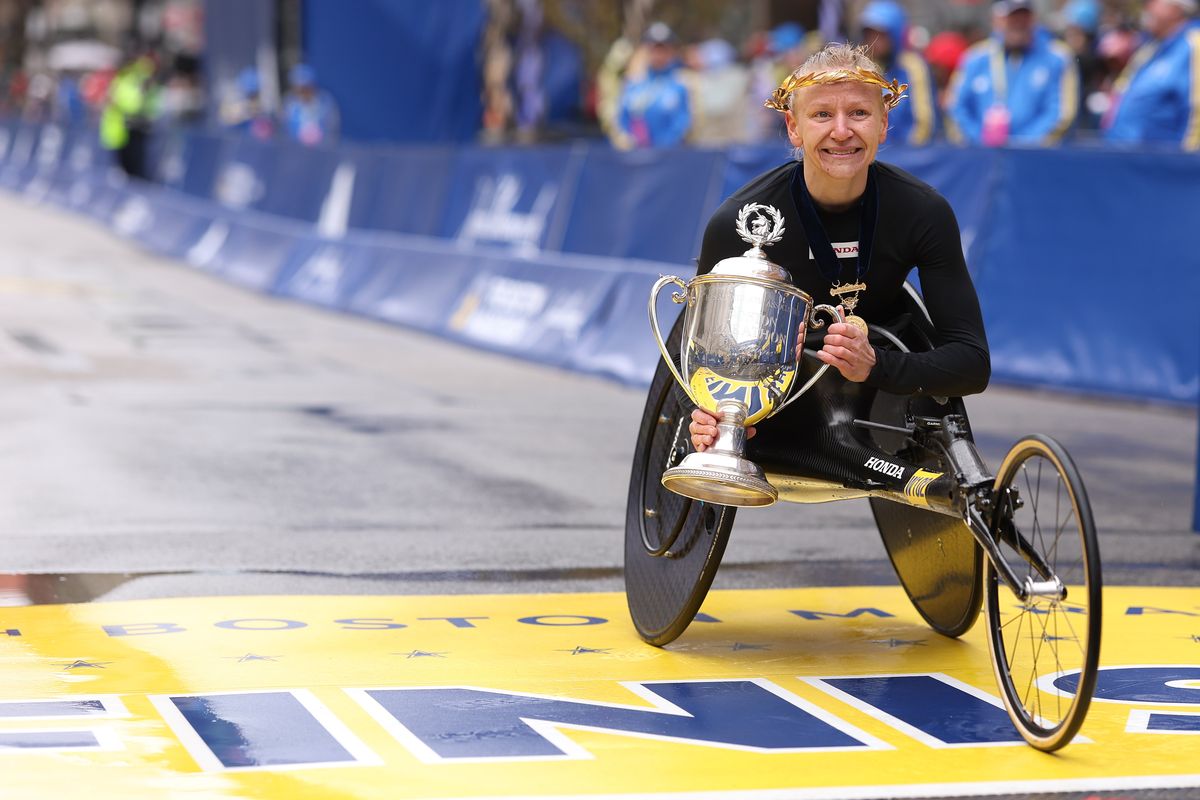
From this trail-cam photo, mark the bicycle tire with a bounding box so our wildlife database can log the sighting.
[984,434,1102,751]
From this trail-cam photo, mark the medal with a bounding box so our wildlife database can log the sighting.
[792,164,879,336]
[830,281,869,335]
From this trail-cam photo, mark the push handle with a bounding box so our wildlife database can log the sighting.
[773,303,846,414]
[648,275,700,407]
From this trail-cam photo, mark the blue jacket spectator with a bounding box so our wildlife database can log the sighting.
[221,67,275,140]
[617,23,691,148]
[1104,0,1200,151]
[858,0,938,145]
[282,63,340,146]
[946,0,1079,146]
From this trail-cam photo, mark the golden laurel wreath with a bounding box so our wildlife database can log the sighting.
[765,68,908,112]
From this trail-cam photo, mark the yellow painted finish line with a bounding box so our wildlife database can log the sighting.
[0,586,1198,799]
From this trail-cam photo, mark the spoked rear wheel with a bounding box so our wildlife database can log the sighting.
[984,434,1102,751]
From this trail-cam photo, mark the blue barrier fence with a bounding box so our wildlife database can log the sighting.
[1,120,1198,408]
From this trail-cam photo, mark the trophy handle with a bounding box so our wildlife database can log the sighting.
[809,303,845,330]
[773,303,845,414]
[648,274,700,407]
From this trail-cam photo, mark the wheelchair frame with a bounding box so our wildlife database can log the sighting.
[624,284,1102,751]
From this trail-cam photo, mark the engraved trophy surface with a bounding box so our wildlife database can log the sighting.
[649,204,843,506]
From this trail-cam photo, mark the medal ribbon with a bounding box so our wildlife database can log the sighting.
[791,162,879,290]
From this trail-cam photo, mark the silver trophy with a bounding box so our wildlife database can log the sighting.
[648,203,843,507]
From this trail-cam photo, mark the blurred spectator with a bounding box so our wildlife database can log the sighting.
[100,54,160,179]
[3,70,29,115]
[282,63,340,147]
[945,0,1080,146]
[746,22,809,142]
[52,72,88,124]
[220,67,275,140]
[925,30,970,110]
[1090,24,1138,121]
[80,68,115,113]
[157,55,204,129]
[597,35,637,148]
[681,38,750,146]
[1060,0,1106,131]
[23,72,55,122]
[480,0,515,141]
[857,0,938,145]
[1103,0,1200,150]
[616,22,691,148]
[512,0,546,140]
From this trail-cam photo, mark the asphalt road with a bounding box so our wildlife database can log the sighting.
[0,191,1197,601]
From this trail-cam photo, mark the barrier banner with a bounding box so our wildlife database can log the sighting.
[144,126,175,186]
[3,120,1198,404]
[0,122,41,189]
[559,147,726,265]
[118,186,215,260]
[345,239,626,373]
[59,167,119,216]
[346,145,455,237]
[148,128,204,191]
[346,241,475,331]
[271,237,376,309]
[78,178,131,225]
[200,217,308,292]
[718,143,790,200]
[45,126,108,206]
[438,145,581,254]
[976,146,1199,402]
[568,267,676,386]
[18,123,69,203]
[440,254,620,368]
[173,130,229,200]
[258,139,343,223]
[212,135,280,212]
[0,118,15,162]
[882,145,1000,273]
[109,188,157,241]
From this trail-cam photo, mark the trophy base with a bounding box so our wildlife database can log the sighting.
[661,451,779,507]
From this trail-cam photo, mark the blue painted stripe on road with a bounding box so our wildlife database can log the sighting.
[0,731,100,749]
[0,699,107,718]
[364,680,875,760]
[821,676,1022,745]
[169,692,355,769]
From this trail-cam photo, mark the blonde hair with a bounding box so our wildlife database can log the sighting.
[798,42,881,79]
[765,42,904,113]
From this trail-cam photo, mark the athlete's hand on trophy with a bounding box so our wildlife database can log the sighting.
[817,306,876,382]
[690,408,756,452]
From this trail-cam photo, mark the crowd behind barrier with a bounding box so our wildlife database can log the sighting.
[0,118,1197,411]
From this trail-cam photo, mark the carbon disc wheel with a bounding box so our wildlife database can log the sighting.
[984,434,1102,751]
[624,316,735,646]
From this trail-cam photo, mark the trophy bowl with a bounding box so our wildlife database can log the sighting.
[648,204,841,507]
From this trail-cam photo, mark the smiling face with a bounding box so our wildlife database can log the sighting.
[785,81,888,196]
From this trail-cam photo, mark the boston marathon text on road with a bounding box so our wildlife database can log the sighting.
[2,668,1198,770]
[4,604,1198,638]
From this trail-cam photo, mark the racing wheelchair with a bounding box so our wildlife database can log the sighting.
[624,284,1102,751]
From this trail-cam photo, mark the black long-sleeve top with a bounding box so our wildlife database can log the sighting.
[696,160,990,398]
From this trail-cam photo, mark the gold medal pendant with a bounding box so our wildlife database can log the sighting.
[830,282,869,336]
